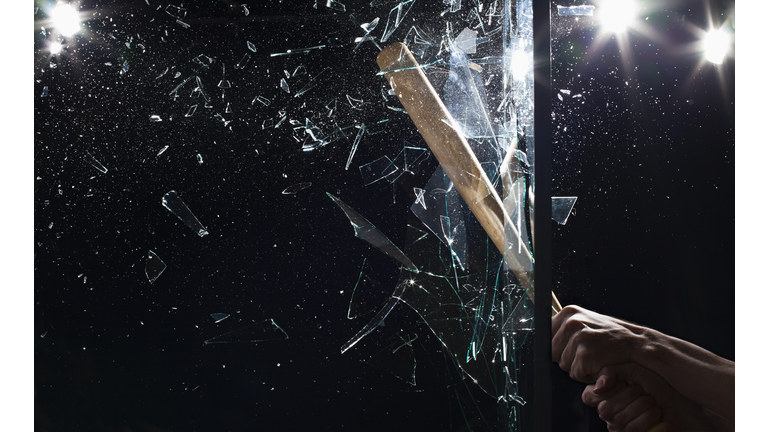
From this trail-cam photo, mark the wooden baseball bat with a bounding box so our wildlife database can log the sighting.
[377,42,562,314]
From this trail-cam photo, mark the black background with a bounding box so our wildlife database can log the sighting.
[33,0,734,431]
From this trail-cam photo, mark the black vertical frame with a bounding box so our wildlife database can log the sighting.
[532,0,553,431]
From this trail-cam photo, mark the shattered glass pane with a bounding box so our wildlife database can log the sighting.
[161,190,209,237]
[145,250,166,284]
[551,196,578,225]
[204,319,288,344]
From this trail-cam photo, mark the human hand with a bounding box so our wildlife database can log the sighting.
[552,305,646,383]
[582,362,723,432]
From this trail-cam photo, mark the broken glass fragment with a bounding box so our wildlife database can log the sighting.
[119,61,129,75]
[275,116,287,128]
[292,65,307,77]
[413,187,426,209]
[156,67,169,79]
[262,118,274,129]
[185,104,198,117]
[150,114,162,122]
[341,278,409,353]
[281,182,312,194]
[161,190,209,237]
[252,95,271,106]
[175,19,190,29]
[391,146,429,175]
[557,5,595,16]
[196,154,203,164]
[157,145,169,156]
[551,196,577,225]
[210,313,230,323]
[218,65,231,88]
[204,319,288,344]
[366,333,418,385]
[241,4,249,16]
[560,89,571,95]
[280,78,290,93]
[381,0,415,43]
[327,193,417,272]
[359,156,398,185]
[346,95,364,109]
[323,0,346,11]
[145,250,167,284]
[225,103,233,114]
[40,86,48,98]
[165,4,187,19]
[455,27,478,54]
[235,53,251,69]
[294,67,331,98]
[84,151,108,174]
[345,124,367,170]
[247,41,257,52]
[269,45,326,57]
[347,258,386,319]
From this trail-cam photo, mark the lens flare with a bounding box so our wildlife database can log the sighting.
[703,28,730,64]
[51,3,81,37]
[599,0,637,34]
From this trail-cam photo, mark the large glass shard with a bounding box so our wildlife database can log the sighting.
[556,5,595,16]
[455,27,478,54]
[341,278,409,353]
[84,151,108,174]
[359,156,398,185]
[145,250,166,284]
[380,0,415,43]
[366,333,418,386]
[327,193,417,272]
[551,196,577,225]
[161,190,209,237]
[203,319,288,345]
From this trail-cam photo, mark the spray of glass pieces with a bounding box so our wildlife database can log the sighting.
[551,196,578,225]
[84,151,108,174]
[210,313,231,323]
[556,5,595,16]
[145,250,167,284]
[203,319,288,345]
[327,193,418,272]
[281,182,312,195]
[161,190,209,237]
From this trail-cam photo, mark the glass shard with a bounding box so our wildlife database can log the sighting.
[345,124,367,170]
[84,151,108,174]
[324,0,346,11]
[41,86,49,97]
[551,196,577,225]
[145,250,167,284]
[280,78,290,93]
[210,313,230,323]
[359,156,398,186]
[413,188,426,209]
[161,190,209,237]
[185,104,198,117]
[204,319,289,344]
[556,5,595,16]
[196,154,203,164]
[247,41,257,52]
[269,45,326,57]
[347,258,386,319]
[157,145,169,156]
[281,182,312,194]
[381,0,415,43]
[235,53,251,69]
[252,95,271,106]
[327,193,417,272]
[150,114,162,122]
[341,278,409,353]
[455,27,478,54]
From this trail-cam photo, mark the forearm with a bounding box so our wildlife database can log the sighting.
[629,325,735,424]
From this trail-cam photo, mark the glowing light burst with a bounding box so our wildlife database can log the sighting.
[49,41,63,55]
[703,27,730,64]
[510,49,531,78]
[598,0,637,34]
[51,2,81,36]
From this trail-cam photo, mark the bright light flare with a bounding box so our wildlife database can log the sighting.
[51,3,81,36]
[510,49,531,78]
[599,0,637,34]
[49,41,63,55]
[703,28,730,64]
